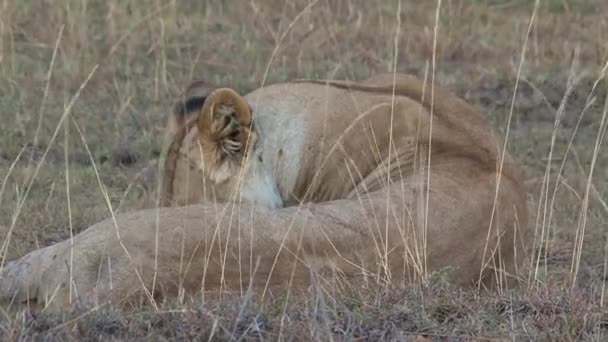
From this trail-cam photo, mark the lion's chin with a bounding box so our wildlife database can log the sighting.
[241,187,284,210]
[239,175,284,209]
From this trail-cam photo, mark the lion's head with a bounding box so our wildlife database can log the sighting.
[161,83,283,209]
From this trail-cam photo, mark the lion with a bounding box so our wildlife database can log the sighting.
[0,73,530,310]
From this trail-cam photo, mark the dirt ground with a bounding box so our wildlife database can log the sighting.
[0,1,606,340]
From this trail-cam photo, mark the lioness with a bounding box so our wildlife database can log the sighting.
[0,73,529,310]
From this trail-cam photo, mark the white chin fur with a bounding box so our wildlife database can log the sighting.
[239,163,284,209]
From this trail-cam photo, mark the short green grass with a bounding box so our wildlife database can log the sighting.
[0,0,607,340]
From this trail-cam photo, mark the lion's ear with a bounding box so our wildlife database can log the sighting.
[197,88,255,183]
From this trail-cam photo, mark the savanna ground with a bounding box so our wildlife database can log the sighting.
[0,0,607,340]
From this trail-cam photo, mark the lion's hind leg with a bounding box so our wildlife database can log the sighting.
[397,166,529,290]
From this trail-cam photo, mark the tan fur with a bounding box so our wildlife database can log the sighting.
[0,73,530,310]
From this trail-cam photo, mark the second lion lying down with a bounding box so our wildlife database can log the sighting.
[0,73,530,309]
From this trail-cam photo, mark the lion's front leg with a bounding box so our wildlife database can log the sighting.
[1,205,226,310]
[0,241,74,309]
[0,222,128,310]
